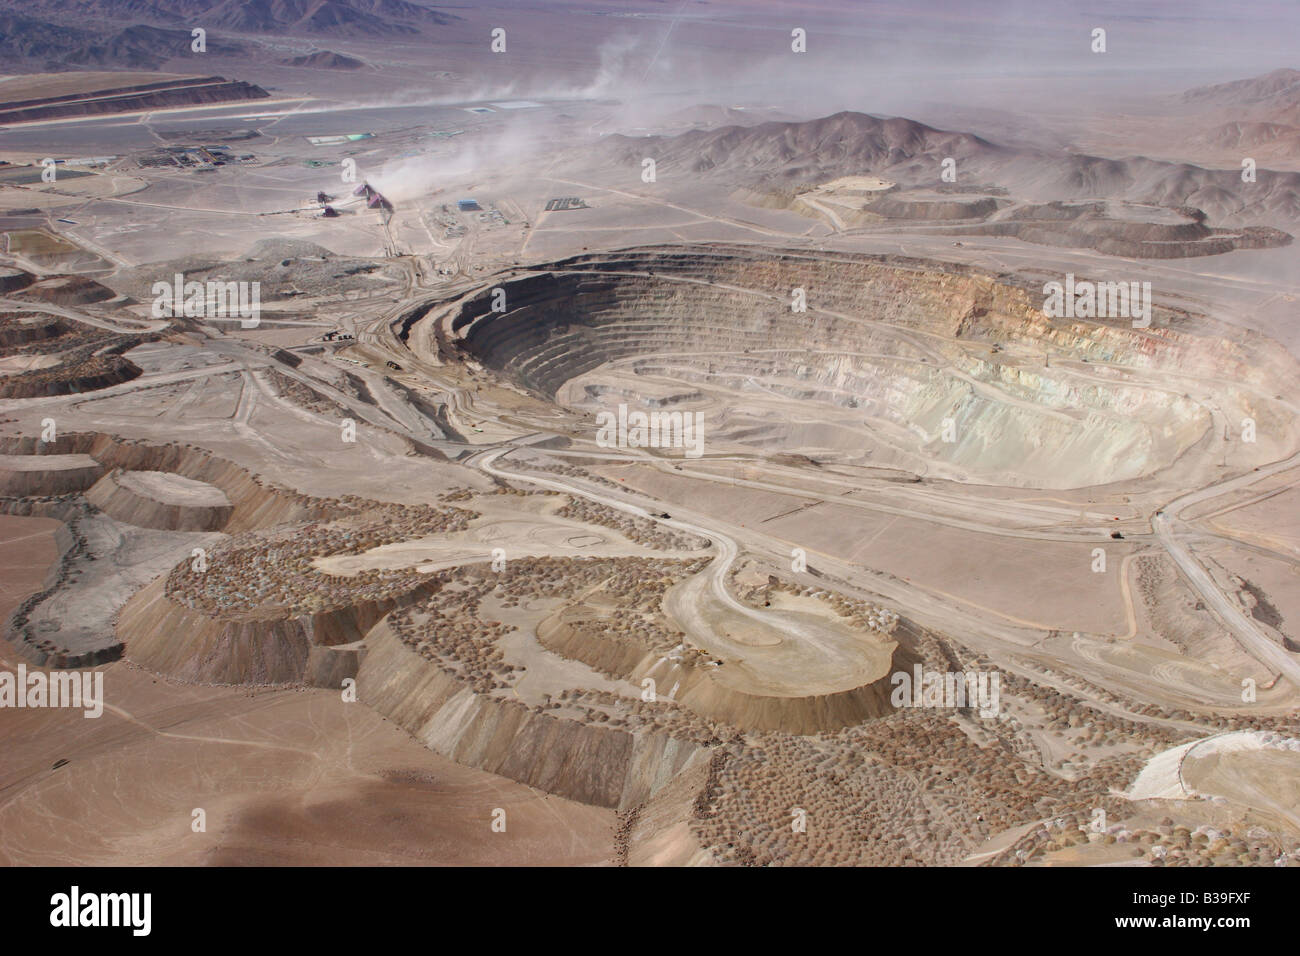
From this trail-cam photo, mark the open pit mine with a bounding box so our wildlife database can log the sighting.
[0,1,1298,883]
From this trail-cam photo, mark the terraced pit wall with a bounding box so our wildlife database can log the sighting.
[428,245,1300,487]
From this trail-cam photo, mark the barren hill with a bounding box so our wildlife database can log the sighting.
[1177,68,1300,153]
[603,111,1003,183]
[282,49,366,70]
[1183,68,1300,107]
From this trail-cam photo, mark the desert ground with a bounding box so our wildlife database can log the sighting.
[0,0,1298,869]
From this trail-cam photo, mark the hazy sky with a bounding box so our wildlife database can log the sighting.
[528,0,1300,106]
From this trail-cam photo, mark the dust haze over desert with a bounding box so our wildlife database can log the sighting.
[0,0,1298,883]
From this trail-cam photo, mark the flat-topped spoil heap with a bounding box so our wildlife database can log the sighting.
[0,268,34,294]
[360,616,709,811]
[357,556,732,809]
[537,565,916,734]
[0,312,67,348]
[0,453,104,496]
[0,432,346,532]
[85,469,233,532]
[118,505,477,685]
[15,276,115,307]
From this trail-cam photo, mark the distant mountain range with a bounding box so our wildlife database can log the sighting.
[0,14,250,70]
[1183,68,1300,108]
[1180,68,1300,154]
[12,0,458,36]
[0,0,460,70]
[595,109,1300,228]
